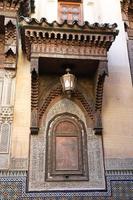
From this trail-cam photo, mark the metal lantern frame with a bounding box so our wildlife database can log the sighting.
[60,68,77,97]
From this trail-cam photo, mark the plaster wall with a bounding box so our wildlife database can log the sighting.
[10,39,31,167]
[10,0,133,168]
[33,0,100,23]
[100,0,133,159]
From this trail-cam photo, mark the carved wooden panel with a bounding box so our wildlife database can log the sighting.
[54,120,80,172]
[46,114,88,181]
[55,136,78,170]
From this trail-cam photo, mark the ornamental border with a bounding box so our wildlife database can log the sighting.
[0,174,133,198]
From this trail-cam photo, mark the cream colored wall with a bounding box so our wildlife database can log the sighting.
[101,0,133,158]
[11,39,31,161]
[11,0,133,165]
[32,0,58,21]
[33,0,101,23]
[83,0,102,23]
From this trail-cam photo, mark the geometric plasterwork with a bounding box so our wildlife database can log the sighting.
[0,123,11,153]
[0,17,17,70]
[0,105,13,153]
[0,2,18,158]
[4,19,17,69]
[0,0,35,66]
[0,0,34,166]
[0,106,13,123]
[29,98,105,191]
[0,174,133,198]
[0,69,15,155]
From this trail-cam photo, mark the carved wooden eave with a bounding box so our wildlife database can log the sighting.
[121,0,133,38]
[121,0,130,20]
[19,17,118,134]
[121,0,133,19]
[20,17,119,61]
[0,0,34,17]
[121,0,133,11]
[19,0,35,16]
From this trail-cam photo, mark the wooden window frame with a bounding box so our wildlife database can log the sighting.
[46,113,88,182]
[58,1,83,23]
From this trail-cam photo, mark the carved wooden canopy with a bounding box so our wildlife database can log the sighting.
[20,17,118,60]
[20,17,118,134]
[121,0,133,38]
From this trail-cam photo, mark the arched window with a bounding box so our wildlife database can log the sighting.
[46,113,88,181]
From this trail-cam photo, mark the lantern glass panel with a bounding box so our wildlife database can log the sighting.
[60,73,76,92]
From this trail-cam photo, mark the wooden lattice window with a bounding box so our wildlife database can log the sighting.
[58,1,83,23]
[46,114,88,181]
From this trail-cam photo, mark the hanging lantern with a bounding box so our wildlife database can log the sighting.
[60,68,77,97]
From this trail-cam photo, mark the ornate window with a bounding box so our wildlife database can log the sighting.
[46,113,88,181]
[58,0,83,23]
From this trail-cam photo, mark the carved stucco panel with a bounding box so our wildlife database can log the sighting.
[43,98,87,129]
[87,134,105,181]
[29,98,105,190]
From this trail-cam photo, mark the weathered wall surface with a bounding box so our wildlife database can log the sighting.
[10,41,31,169]
[101,0,133,161]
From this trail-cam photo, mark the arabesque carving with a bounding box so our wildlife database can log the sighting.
[39,84,95,123]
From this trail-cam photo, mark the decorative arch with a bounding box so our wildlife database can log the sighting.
[29,97,105,190]
[39,83,95,122]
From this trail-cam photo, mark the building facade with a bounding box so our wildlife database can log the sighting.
[0,0,133,199]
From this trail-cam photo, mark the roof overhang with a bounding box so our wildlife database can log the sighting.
[20,17,119,62]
